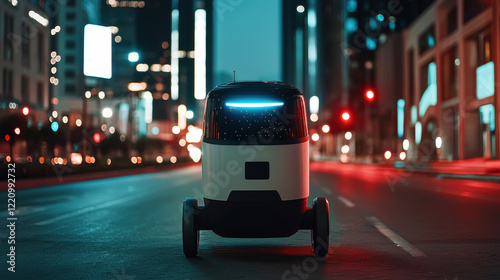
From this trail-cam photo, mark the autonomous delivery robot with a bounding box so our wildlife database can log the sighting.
[182,81,330,258]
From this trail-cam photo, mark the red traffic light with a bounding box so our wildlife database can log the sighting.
[341,112,350,121]
[366,90,374,100]
[22,106,29,115]
[5,134,10,141]
[93,132,101,143]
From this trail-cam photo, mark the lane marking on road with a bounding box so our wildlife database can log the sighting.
[322,187,332,195]
[34,195,74,203]
[337,195,355,208]
[366,216,427,257]
[34,193,149,226]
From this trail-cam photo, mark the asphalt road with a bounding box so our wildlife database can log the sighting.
[2,162,500,279]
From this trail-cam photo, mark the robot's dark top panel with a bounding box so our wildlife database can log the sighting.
[212,81,298,92]
[203,82,308,145]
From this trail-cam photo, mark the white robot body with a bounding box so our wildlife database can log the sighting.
[202,141,309,201]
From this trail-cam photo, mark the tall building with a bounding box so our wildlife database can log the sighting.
[49,0,102,113]
[1,0,50,115]
[283,0,423,158]
[1,0,50,158]
[401,0,499,161]
[171,0,213,125]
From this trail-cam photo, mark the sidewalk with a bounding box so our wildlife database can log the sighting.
[6,162,199,190]
[314,155,500,182]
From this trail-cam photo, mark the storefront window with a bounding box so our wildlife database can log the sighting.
[463,0,492,23]
[480,104,496,158]
[443,46,458,101]
[419,61,437,118]
[476,30,494,99]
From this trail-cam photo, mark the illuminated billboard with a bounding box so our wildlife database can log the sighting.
[84,24,112,79]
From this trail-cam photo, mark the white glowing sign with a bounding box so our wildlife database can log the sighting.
[84,24,112,79]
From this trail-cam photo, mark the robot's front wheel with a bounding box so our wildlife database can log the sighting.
[311,197,330,258]
[182,198,199,258]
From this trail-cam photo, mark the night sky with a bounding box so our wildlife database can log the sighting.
[214,0,281,85]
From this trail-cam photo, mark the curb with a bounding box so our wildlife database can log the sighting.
[312,159,500,183]
[4,162,200,190]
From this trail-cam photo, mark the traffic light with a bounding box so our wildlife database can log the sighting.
[341,112,350,121]
[338,110,354,132]
[22,106,29,116]
[93,132,101,143]
[365,90,375,101]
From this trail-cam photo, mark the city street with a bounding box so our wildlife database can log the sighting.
[2,162,500,279]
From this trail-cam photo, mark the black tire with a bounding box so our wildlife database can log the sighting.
[311,197,330,258]
[183,198,199,258]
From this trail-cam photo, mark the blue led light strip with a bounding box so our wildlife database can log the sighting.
[225,102,284,108]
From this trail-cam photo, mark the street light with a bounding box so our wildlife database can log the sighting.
[310,113,318,122]
[384,151,392,160]
[435,137,442,149]
[345,131,352,140]
[102,107,113,118]
[128,52,139,62]
[399,151,407,160]
[403,139,409,151]
[186,110,194,120]
[311,133,319,141]
[341,145,350,154]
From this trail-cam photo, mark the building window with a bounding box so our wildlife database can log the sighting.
[21,76,29,104]
[408,49,414,105]
[3,13,14,61]
[66,40,76,49]
[345,18,358,33]
[66,26,76,35]
[366,37,377,50]
[479,104,496,158]
[37,31,45,73]
[474,29,494,100]
[442,46,458,101]
[37,82,44,108]
[66,12,76,21]
[65,70,76,78]
[2,70,14,99]
[419,61,437,118]
[447,6,457,35]
[66,55,75,63]
[346,0,357,13]
[418,25,435,55]
[481,31,492,64]
[65,84,76,95]
[21,22,31,68]
[464,0,492,23]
